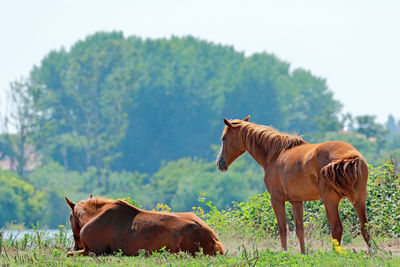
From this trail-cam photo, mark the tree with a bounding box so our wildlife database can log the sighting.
[283,69,342,134]
[2,79,36,180]
[223,53,287,128]
[355,115,387,154]
[30,32,129,190]
[27,32,344,174]
[145,157,264,211]
[385,114,400,140]
[114,36,243,173]
[356,115,382,138]
[0,169,46,227]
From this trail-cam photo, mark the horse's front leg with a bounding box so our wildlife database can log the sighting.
[67,248,89,257]
[290,201,306,254]
[271,198,287,251]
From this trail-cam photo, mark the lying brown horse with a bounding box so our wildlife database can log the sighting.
[65,197,224,256]
[216,116,371,254]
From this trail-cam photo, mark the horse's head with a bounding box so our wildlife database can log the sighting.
[65,196,113,251]
[216,116,250,172]
[65,197,85,251]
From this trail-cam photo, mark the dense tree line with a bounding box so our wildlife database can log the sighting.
[26,32,341,174]
[1,32,399,228]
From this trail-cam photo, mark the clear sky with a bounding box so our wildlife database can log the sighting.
[1,0,399,123]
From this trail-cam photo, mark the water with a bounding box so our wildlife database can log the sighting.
[2,229,72,241]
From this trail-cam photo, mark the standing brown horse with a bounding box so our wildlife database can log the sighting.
[65,197,224,256]
[216,116,371,254]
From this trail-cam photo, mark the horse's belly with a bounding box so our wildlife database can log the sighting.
[283,175,321,201]
[123,230,174,255]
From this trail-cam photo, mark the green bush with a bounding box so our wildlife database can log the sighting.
[366,161,400,236]
[0,169,46,227]
[1,157,398,237]
[146,157,264,211]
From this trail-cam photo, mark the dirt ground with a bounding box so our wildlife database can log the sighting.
[221,234,400,256]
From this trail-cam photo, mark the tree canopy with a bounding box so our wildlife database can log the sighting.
[28,32,342,174]
[1,32,399,228]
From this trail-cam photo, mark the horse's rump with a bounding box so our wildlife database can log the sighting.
[320,152,364,202]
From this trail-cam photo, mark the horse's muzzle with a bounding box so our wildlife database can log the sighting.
[216,157,228,172]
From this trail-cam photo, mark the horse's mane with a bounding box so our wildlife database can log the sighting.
[80,197,141,214]
[80,197,116,213]
[235,120,306,164]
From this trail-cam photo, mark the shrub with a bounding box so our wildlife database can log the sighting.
[0,170,46,227]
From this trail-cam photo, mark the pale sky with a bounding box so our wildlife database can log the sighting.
[1,0,399,124]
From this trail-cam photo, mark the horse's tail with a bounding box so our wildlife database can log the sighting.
[320,152,365,202]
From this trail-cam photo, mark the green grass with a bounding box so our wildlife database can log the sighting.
[1,232,399,267]
[1,245,399,267]
[1,161,399,267]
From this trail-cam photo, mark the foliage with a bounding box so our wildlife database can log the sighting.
[145,156,264,211]
[366,161,400,237]
[2,155,400,236]
[119,197,142,209]
[24,32,343,174]
[310,114,391,163]
[1,79,36,180]
[1,224,72,252]
[153,203,172,212]
[26,161,148,227]
[29,33,129,189]
[283,69,343,134]
[0,169,46,227]
[2,31,400,236]
[0,161,399,265]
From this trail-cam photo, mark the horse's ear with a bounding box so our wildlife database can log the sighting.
[65,197,75,210]
[89,194,93,199]
[223,118,233,128]
[243,115,250,122]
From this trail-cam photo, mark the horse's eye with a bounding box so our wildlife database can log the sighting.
[222,137,226,141]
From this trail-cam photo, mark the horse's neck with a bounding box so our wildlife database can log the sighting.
[81,203,107,223]
[243,139,269,169]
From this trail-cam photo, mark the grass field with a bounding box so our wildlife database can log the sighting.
[1,161,399,266]
[1,230,399,267]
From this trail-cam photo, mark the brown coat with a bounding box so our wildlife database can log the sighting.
[217,116,371,254]
[65,197,224,256]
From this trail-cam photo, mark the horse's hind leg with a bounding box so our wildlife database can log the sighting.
[352,196,371,250]
[321,191,343,244]
[290,201,306,254]
[352,170,372,251]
